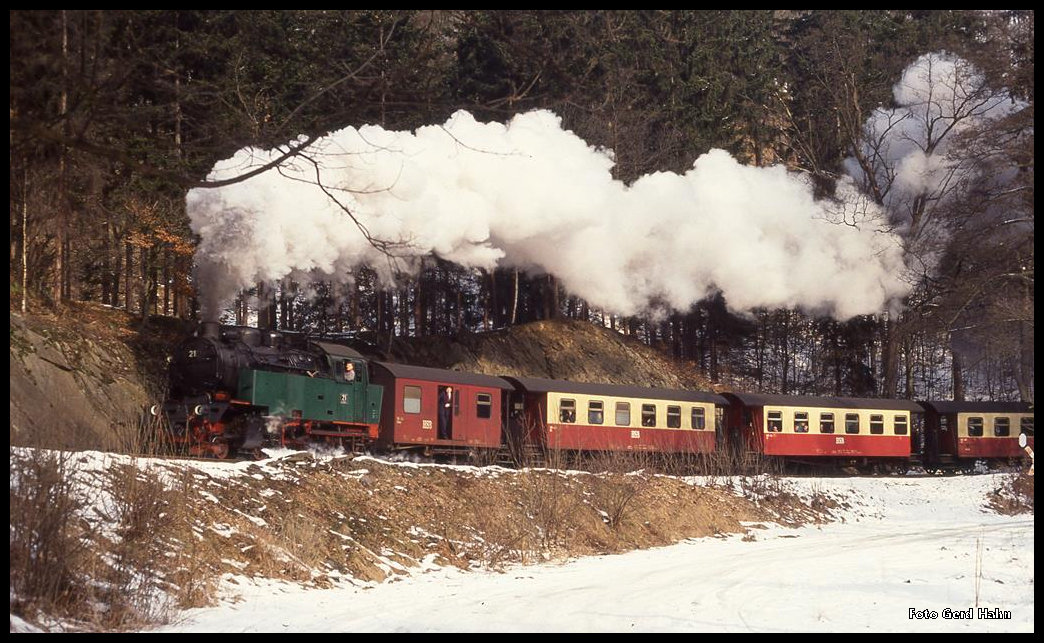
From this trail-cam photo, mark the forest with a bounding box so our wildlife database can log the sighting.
[9,10,1034,402]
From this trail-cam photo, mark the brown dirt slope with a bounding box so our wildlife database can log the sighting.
[385,318,716,392]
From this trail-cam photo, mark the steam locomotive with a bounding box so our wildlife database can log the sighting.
[154,322,382,458]
[151,322,1034,474]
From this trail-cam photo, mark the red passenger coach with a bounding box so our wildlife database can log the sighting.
[503,376,726,455]
[722,392,922,466]
[920,400,1034,469]
[370,362,512,456]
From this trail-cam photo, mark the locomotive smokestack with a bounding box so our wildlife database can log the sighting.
[200,321,220,340]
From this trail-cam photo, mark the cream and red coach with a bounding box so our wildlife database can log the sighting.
[919,400,1034,466]
[503,376,726,454]
[370,362,512,455]
[722,392,922,461]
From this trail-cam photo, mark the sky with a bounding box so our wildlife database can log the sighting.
[11,449,1030,633]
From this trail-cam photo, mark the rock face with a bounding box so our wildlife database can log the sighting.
[9,306,182,452]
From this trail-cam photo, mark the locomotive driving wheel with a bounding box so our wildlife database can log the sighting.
[210,438,231,459]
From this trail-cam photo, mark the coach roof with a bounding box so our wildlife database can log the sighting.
[373,362,514,389]
[723,392,924,412]
[919,400,1033,414]
[503,376,728,405]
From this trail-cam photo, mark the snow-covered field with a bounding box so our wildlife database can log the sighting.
[148,464,1034,632]
[10,450,1033,633]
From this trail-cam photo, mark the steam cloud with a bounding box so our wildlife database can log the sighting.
[188,109,911,322]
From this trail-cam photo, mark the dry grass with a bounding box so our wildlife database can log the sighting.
[986,471,1035,515]
[9,448,92,625]
[9,449,187,631]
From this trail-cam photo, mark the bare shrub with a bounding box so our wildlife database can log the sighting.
[514,444,581,553]
[658,447,705,477]
[468,496,532,570]
[10,447,210,631]
[582,450,653,531]
[9,448,92,622]
[159,467,218,610]
[91,462,179,629]
[987,472,1034,514]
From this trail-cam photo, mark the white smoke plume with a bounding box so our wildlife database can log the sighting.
[188,109,911,322]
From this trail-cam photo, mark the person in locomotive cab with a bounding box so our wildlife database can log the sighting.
[344,361,356,382]
[438,386,454,440]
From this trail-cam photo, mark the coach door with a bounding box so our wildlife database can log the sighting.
[932,412,958,461]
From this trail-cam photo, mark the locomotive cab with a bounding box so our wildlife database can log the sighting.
[311,341,369,384]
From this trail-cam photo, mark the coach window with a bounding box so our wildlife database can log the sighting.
[1021,417,1034,435]
[476,393,493,419]
[894,415,908,435]
[559,399,576,423]
[642,404,657,427]
[819,412,835,434]
[667,406,681,429]
[615,402,631,426]
[845,413,860,434]
[869,414,884,435]
[403,386,422,414]
[588,400,604,425]
[967,417,984,437]
[994,417,1011,437]
[692,407,706,430]
[794,411,809,433]
[767,410,783,432]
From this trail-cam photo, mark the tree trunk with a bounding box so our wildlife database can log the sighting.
[162,247,170,316]
[139,245,150,320]
[124,241,134,312]
[111,228,121,308]
[950,338,965,402]
[510,269,519,325]
[21,167,29,313]
[53,10,69,307]
[413,277,424,337]
[903,337,914,399]
[1016,321,1033,402]
[400,288,411,337]
[880,313,899,398]
[350,278,361,330]
[487,269,497,329]
[456,289,463,333]
[279,278,289,330]
[257,281,271,330]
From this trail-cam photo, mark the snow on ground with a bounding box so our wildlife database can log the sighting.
[135,459,1032,633]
